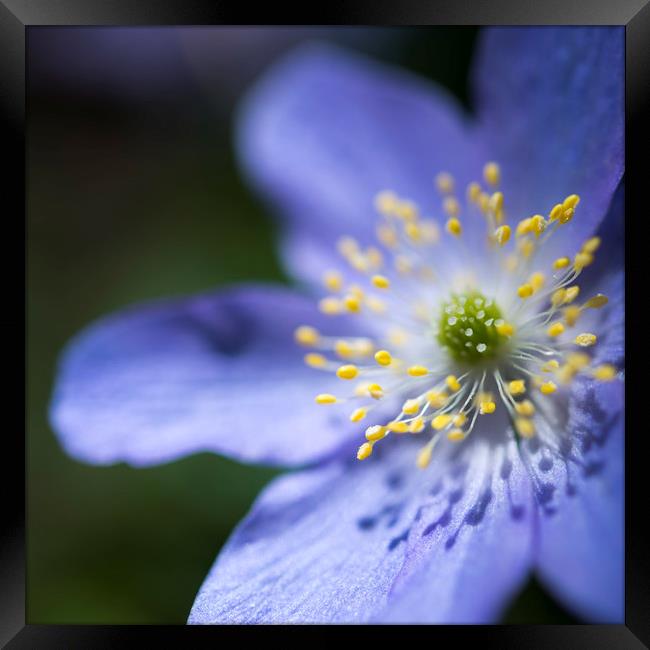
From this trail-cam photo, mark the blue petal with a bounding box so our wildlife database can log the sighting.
[188,436,534,624]
[530,378,624,622]
[473,27,624,252]
[237,44,482,285]
[50,284,362,467]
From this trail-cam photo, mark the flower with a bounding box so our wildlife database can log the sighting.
[49,27,624,624]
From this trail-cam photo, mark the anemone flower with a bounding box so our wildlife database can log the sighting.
[50,27,624,624]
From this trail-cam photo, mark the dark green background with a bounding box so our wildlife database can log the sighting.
[27,26,577,623]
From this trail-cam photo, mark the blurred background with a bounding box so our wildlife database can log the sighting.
[27,26,578,624]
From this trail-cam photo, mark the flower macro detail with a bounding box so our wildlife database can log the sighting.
[297,164,617,469]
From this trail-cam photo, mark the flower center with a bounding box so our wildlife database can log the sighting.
[437,291,507,364]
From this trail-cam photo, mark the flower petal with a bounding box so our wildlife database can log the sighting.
[50,284,362,467]
[529,377,624,622]
[473,27,624,251]
[188,436,534,624]
[237,44,482,284]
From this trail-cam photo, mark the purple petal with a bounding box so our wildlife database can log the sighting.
[473,27,624,252]
[237,44,482,285]
[530,378,624,622]
[188,436,534,624]
[50,284,362,467]
[377,437,534,623]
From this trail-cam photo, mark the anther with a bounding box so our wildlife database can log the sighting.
[575,333,597,347]
[495,225,511,246]
[408,365,429,377]
[540,381,557,395]
[350,408,367,422]
[515,418,536,438]
[295,325,320,346]
[305,353,327,368]
[315,394,337,404]
[446,217,462,237]
[371,274,390,289]
[483,162,501,186]
[374,350,392,366]
[336,364,359,380]
[357,442,374,460]
[446,375,461,392]
[518,284,534,299]
[508,380,526,395]
[547,322,565,337]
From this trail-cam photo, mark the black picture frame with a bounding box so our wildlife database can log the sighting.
[4,1,647,646]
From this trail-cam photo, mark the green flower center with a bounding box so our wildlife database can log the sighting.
[437,291,509,364]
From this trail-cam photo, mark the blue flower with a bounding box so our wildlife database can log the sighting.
[49,27,624,624]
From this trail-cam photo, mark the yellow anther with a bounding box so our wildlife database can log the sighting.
[508,379,526,395]
[530,215,546,237]
[496,322,515,337]
[559,208,574,224]
[556,364,578,384]
[368,383,384,399]
[495,225,511,246]
[426,391,448,408]
[540,381,557,395]
[515,418,536,438]
[529,272,546,292]
[563,194,581,210]
[355,339,375,357]
[549,203,564,222]
[357,442,374,460]
[443,196,460,218]
[374,190,398,215]
[582,237,601,254]
[584,293,609,309]
[371,274,390,290]
[592,364,617,381]
[483,162,501,186]
[547,322,565,337]
[304,353,327,368]
[322,270,343,292]
[349,408,368,423]
[453,413,467,427]
[416,444,433,469]
[394,200,418,221]
[336,364,359,380]
[518,284,534,299]
[446,375,461,392]
[408,365,429,377]
[315,393,337,405]
[541,359,560,373]
[445,217,462,237]
[574,252,593,271]
[405,221,422,242]
[447,429,466,442]
[334,340,354,359]
[566,352,590,370]
[516,218,533,237]
[409,417,425,434]
[553,257,571,270]
[515,399,536,416]
[343,294,362,313]
[435,172,455,194]
[374,350,392,366]
[365,425,387,442]
[564,286,580,304]
[488,191,504,214]
[402,399,420,415]
[479,401,496,414]
[294,325,320,346]
[478,192,490,214]
[551,288,567,307]
[564,305,582,327]
[319,296,343,315]
[387,421,409,434]
[467,181,482,203]
[432,414,453,430]
[337,236,359,257]
[575,333,597,347]
[376,224,398,248]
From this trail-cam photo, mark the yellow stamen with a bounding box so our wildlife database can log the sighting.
[365,425,387,441]
[416,444,433,469]
[496,322,515,337]
[575,333,597,347]
[445,217,462,237]
[518,283,534,299]
[530,215,546,237]
[323,270,343,292]
[374,190,398,215]
[515,400,536,416]
[371,274,390,289]
[564,305,582,326]
[446,375,461,392]
[574,252,593,271]
[343,294,362,313]
[553,257,570,270]
[387,421,409,434]
[295,325,320,346]
[368,383,384,399]
[515,418,535,438]
[541,359,560,373]
[453,413,467,427]
[374,349,392,366]
[319,297,343,315]
[547,322,565,337]
[357,442,374,460]
[529,272,546,292]
[563,194,581,210]
[582,237,601,254]
[408,365,429,377]
[584,294,608,309]
[432,414,453,430]
[304,353,327,368]
[409,417,425,433]
[336,364,359,380]
[564,286,580,304]
[443,196,460,218]
[495,225,511,246]
[402,399,420,415]
[315,394,337,405]
[592,364,617,381]
[489,191,504,214]
[350,407,367,422]
[566,352,590,370]
[480,401,496,414]
[467,182,481,203]
[549,203,564,222]
[426,391,448,408]
[483,162,501,186]
[540,381,557,395]
[508,379,526,395]
[447,429,466,442]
